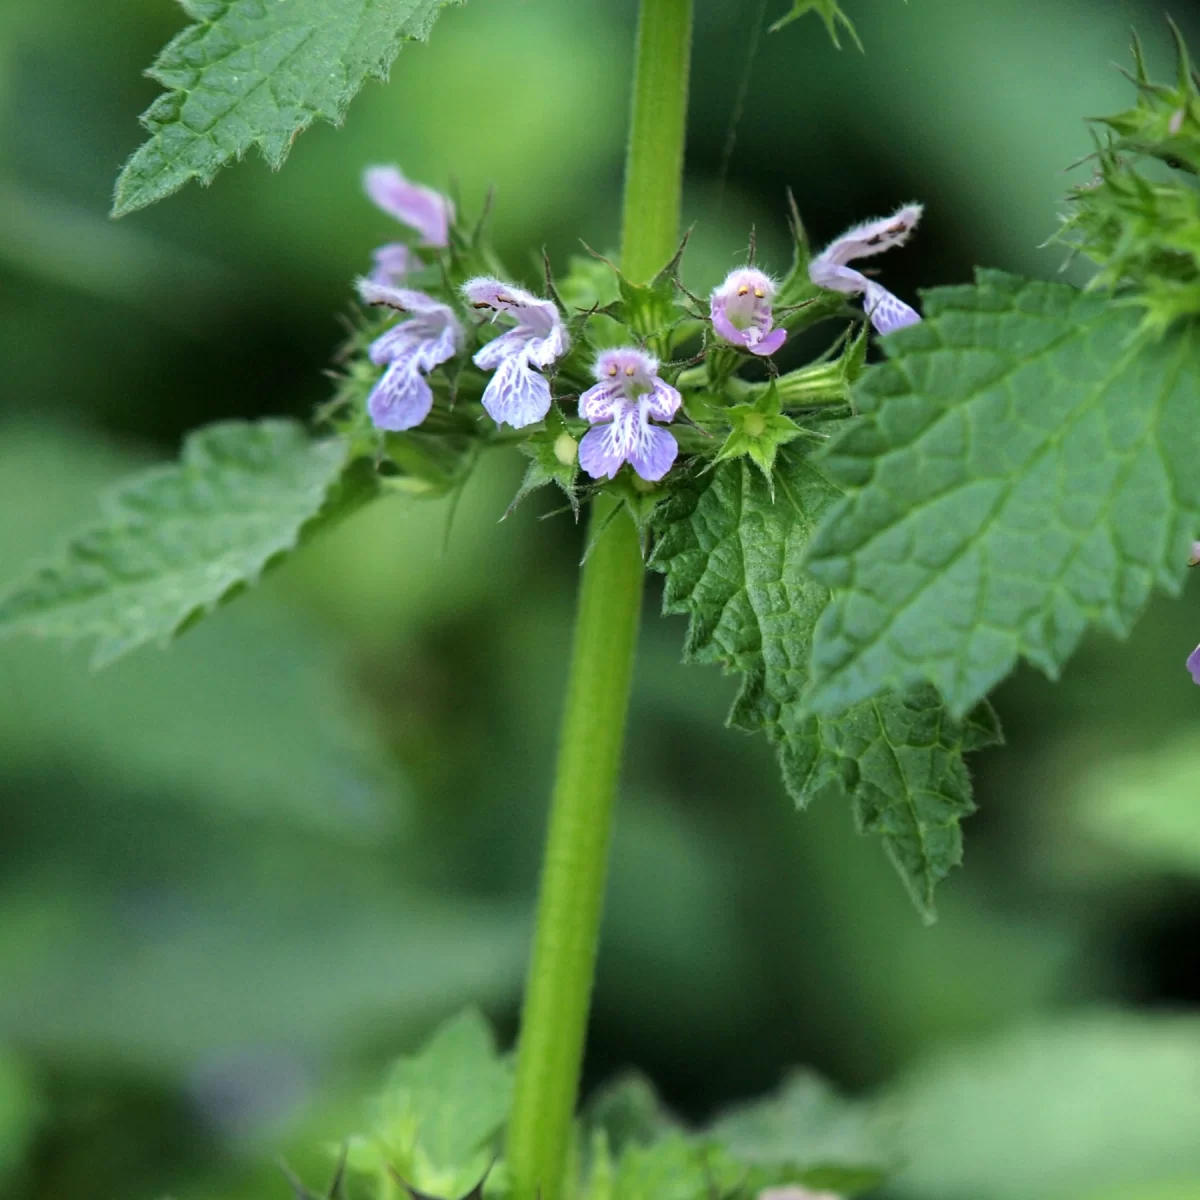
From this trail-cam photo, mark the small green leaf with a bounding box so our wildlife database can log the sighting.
[348,1009,513,1195]
[803,270,1200,720]
[707,1071,891,1195]
[0,420,365,666]
[650,446,1000,921]
[113,0,463,216]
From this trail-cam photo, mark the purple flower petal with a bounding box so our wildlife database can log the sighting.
[578,423,627,481]
[1189,645,1200,684]
[647,379,682,421]
[711,304,747,347]
[864,281,921,334]
[369,243,413,286]
[363,166,452,247]
[750,326,788,356]
[579,379,625,423]
[481,354,552,429]
[810,205,923,271]
[367,362,435,431]
[626,423,678,482]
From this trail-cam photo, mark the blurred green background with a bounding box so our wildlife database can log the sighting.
[4,1,1200,1197]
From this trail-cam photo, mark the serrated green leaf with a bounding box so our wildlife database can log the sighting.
[112,0,462,216]
[887,1015,1200,1200]
[803,270,1200,719]
[0,420,363,666]
[649,446,1000,921]
[348,1009,513,1195]
[707,1071,891,1195]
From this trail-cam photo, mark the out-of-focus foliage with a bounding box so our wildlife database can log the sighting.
[3,1,1200,1198]
[886,1014,1200,1200]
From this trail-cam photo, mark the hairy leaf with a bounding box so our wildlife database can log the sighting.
[804,270,1200,719]
[112,0,462,216]
[650,447,1000,921]
[0,420,361,666]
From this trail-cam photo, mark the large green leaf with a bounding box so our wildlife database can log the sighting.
[0,419,362,666]
[650,448,1000,922]
[112,0,462,216]
[887,1015,1200,1200]
[804,271,1200,719]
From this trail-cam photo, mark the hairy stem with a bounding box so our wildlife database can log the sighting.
[505,2,693,1199]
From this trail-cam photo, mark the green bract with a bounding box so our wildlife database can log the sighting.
[112,0,463,216]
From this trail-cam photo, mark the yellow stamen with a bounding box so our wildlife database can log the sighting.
[737,285,750,296]
[624,365,636,376]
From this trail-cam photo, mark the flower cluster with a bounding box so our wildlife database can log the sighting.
[809,204,923,334]
[350,169,936,494]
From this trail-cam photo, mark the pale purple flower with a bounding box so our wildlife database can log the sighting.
[462,278,570,429]
[578,348,681,482]
[1190,540,1200,567]
[809,204,924,334]
[356,280,463,432]
[1189,645,1200,685]
[363,166,453,248]
[369,243,414,287]
[710,267,787,355]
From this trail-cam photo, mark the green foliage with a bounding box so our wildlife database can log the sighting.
[346,1010,513,1198]
[112,0,462,216]
[707,1071,891,1194]
[887,1015,1200,1200]
[712,383,806,489]
[650,445,1001,921]
[0,420,366,666]
[803,271,1200,720]
[510,408,582,520]
[769,1,864,49]
[0,1053,38,1190]
[1059,20,1200,331]
[1072,731,1200,877]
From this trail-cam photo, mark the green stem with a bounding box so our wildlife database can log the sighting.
[506,496,644,1200]
[505,3,693,1200]
[620,0,694,285]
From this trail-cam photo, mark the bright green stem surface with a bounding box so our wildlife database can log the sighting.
[620,0,694,284]
[505,497,645,1200]
[506,2,693,1199]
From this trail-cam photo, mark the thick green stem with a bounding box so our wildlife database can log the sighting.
[506,3,693,1200]
[506,497,644,1200]
[620,0,694,284]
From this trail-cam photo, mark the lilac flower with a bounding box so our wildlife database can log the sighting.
[363,166,453,248]
[462,278,570,429]
[356,280,463,432]
[809,203,924,334]
[368,243,414,287]
[578,348,681,482]
[1189,646,1200,685]
[710,267,787,355]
